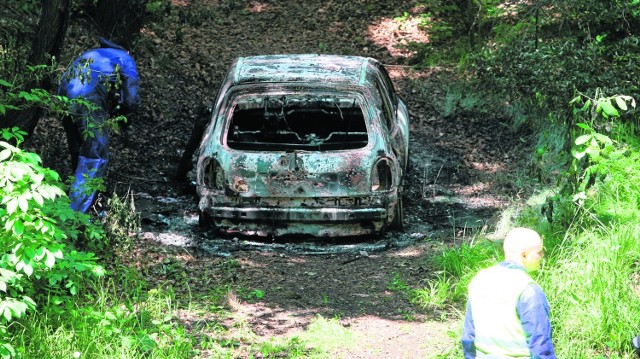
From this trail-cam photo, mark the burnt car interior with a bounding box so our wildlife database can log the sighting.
[226,94,369,151]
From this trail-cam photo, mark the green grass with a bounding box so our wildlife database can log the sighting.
[228,315,353,359]
[539,128,640,357]
[12,272,198,358]
[411,274,453,310]
[420,122,640,358]
[542,224,640,358]
[8,256,355,359]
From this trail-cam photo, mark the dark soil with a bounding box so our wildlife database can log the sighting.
[26,1,534,357]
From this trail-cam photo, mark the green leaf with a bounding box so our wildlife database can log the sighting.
[0,79,12,87]
[12,220,24,236]
[93,266,106,276]
[594,133,613,145]
[575,135,591,146]
[19,261,33,277]
[32,192,44,206]
[569,96,581,104]
[105,311,117,321]
[0,149,11,162]
[4,218,14,232]
[574,149,588,160]
[1,342,17,357]
[600,100,619,118]
[576,123,592,131]
[33,247,45,261]
[3,307,12,322]
[6,198,18,214]
[22,296,36,311]
[28,92,41,102]
[8,301,28,319]
[615,96,628,111]
[17,196,29,213]
[45,251,56,268]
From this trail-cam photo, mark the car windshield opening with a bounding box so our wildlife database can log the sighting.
[226,94,369,151]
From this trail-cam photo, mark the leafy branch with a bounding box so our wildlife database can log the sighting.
[547,91,636,227]
[0,126,106,357]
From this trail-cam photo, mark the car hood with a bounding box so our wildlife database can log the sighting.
[219,149,375,197]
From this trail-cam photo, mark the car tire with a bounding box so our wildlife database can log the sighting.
[391,194,404,231]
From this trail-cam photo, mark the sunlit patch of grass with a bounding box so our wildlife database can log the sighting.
[208,315,355,359]
[257,337,317,358]
[298,315,354,355]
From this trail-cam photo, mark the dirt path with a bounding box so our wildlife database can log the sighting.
[135,217,463,358]
[28,1,533,357]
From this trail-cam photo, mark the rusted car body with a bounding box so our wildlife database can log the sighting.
[196,54,409,237]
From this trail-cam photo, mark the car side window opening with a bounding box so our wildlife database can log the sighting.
[376,64,398,105]
[225,93,369,151]
[374,79,394,131]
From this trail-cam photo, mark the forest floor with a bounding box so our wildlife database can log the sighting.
[29,0,537,357]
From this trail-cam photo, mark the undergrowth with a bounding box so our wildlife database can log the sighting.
[414,92,640,358]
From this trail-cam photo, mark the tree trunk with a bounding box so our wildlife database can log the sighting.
[0,0,70,136]
[29,0,69,66]
[89,0,147,50]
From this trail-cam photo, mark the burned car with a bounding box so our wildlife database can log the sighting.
[196,54,409,237]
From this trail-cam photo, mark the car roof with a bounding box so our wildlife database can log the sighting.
[230,54,377,87]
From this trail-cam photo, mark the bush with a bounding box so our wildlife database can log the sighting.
[0,128,105,357]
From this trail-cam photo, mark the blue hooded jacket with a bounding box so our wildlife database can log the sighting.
[59,47,140,117]
[58,39,140,213]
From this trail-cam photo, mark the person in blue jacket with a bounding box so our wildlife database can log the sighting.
[461,227,556,358]
[58,37,140,213]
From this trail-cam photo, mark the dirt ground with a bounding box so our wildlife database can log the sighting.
[27,0,535,357]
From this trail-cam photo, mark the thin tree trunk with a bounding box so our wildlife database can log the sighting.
[0,0,70,136]
[90,0,147,49]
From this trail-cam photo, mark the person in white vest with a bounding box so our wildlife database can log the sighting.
[461,227,556,358]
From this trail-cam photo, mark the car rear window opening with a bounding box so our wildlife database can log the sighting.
[226,94,369,151]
